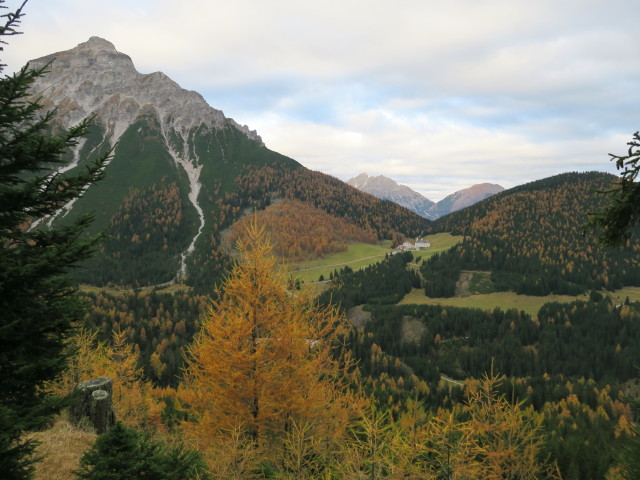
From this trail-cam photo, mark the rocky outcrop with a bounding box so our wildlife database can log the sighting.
[27,36,263,146]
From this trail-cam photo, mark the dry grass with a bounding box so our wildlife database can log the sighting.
[348,305,372,329]
[609,286,640,304]
[25,416,96,480]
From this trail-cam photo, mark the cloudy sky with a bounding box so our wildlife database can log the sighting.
[4,0,639,201]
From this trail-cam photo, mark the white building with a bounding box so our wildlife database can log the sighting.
[415,238,431,250]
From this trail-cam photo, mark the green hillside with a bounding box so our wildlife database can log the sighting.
[422,172,640,297]
[31,35,432,291]
[59,115,431,290]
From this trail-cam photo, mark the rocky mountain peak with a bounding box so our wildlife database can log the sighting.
[27,37,263,146]
[349,173,370,189]
[82,36,117,51]
[347,173,437,219]
[445,183,505,212]
[30,36,135,77]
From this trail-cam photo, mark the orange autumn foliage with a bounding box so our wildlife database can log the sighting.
[464,373,561,480]
[180,220,358,449]
[229,199,377,261]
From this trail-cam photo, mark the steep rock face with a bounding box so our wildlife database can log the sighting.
[29,36,262,145]
[347,173,437,219]
[347,173,504,219]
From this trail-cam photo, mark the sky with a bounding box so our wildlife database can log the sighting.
[3,0,639,201]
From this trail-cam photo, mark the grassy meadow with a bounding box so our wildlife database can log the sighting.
[410,232,464,259]
[287,241,393,283]
[79,282,191,296]
[398,288,589,317]
[399,286,640,317]
[289,233,463,284]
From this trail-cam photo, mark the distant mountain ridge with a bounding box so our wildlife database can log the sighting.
[437,182,505,216]
[346,173,503,219]
[347,173,436,218]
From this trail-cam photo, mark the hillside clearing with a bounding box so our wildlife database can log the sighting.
[410,233,464,259]
[290,233,463,284]
[79,282,191,296]
[398,288,589,316]
[25,417,96,480]
[288,241,392,283]
[399,286,640,317]
[609,286,640,304]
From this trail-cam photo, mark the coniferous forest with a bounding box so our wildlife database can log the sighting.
[421,172,640,297]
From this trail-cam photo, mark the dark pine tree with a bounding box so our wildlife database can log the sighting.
[73,422,209,480]
[0,2,109,478]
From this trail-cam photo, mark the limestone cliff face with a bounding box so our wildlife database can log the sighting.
[28,36,262,146]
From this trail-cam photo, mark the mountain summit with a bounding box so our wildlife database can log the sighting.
[29,36,262,145]
[437,183,505,215]
[347,173,437,218]
[347,173,503,219]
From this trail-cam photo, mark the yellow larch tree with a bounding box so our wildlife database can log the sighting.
[48,327,163,432]
[464,372,561,480]
[180,220,357,459]
[416,408,481,480]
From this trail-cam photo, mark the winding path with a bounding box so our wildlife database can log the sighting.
[440,375,465,387]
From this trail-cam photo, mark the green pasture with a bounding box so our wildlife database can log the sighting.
[287,241,392,284]
[289,233,463,284]
[398,286,640,317]
[79,282,192,297]
[411,233,464,260]
[398,288,589,317]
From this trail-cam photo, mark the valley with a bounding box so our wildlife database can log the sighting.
[288,232,463,283]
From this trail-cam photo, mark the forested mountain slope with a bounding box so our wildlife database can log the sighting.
[423,172,640,296]
[28,37,430,290]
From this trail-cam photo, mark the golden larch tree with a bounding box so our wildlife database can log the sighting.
[48,328,163,431]
[180,220,355,452]
[464,372,561,480]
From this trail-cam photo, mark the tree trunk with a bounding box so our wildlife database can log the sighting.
[71,377,116,434]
